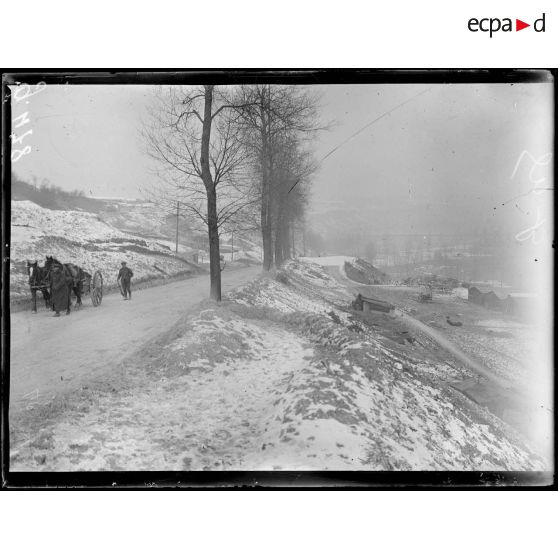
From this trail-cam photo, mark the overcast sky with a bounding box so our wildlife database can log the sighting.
[11,80,553,237]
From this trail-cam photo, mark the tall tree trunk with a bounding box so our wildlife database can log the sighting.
[200,85,222,301]
[274,212,284,267]
[206,188,221,301]
[260,100,274,271]
[261,176,273,270]
[283,218,292,260]
[274,203,292,267]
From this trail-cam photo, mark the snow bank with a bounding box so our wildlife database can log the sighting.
[344,258,390,285]
[243,311,544,470]
[224,260,545,470]
[229,276,334,315]
[22,306,313,471]
[300,255,356,267]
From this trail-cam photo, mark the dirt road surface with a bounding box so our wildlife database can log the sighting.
[9,266,259,410]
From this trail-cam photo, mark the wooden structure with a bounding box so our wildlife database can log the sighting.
[418,287,432,303]
[353,293,394,314]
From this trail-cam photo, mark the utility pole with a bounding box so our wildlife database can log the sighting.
[231,230,234,262]
[175,200,179,254]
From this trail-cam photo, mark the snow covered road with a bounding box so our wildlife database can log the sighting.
[9,266,259,410]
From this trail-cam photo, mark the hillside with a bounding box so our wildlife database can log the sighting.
[344,258,391,285]
[98,199,182,240]
[11,174,107,213]
[10,200,204,302]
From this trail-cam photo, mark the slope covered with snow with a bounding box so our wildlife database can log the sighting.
[225,261,544,470]
[344,257,391,285]
[10,200,202,301]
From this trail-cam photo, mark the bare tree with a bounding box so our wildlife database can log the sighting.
[142,85,257,301]
[234,85,322,270]
[270,136,315,266]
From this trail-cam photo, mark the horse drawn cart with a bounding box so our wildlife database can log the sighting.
[28,259,103,312]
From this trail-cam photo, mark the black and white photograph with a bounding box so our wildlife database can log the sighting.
[2,71,554,483]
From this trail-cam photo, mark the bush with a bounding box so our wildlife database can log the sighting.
[327,310,341,324]
[276,270,289,285]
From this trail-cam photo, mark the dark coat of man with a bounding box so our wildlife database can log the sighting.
[117,262,134,299]
[50,265,72,314]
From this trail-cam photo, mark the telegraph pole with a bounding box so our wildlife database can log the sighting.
[231,230,234,262]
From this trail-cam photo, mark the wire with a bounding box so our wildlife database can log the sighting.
[288,86,434,194]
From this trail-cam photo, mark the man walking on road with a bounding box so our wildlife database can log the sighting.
[117,261,134,300]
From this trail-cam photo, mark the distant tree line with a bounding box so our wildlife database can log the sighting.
[11,173,104,212]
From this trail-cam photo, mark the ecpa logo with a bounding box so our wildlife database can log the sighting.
[468,13,546,37]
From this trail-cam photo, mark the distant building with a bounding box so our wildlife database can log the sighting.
[468,286,484,305]
[483,291,504,311]
[468,286,504,310]
[453,287,469,300]
[468,285,537,318]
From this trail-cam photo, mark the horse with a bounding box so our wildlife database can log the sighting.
[44,256,89,309]
[27,260,51,312]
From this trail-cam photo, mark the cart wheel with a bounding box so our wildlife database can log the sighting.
[91,271,103,306]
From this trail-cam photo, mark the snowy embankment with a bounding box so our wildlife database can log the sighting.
[300,255,354,280]
[225,261,544,470]
[10,200,202,300]
[343,257,391,285]
[300,255,356,267]
[11,258,545,471]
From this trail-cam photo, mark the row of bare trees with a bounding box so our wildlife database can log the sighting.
[142,84,322,300]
